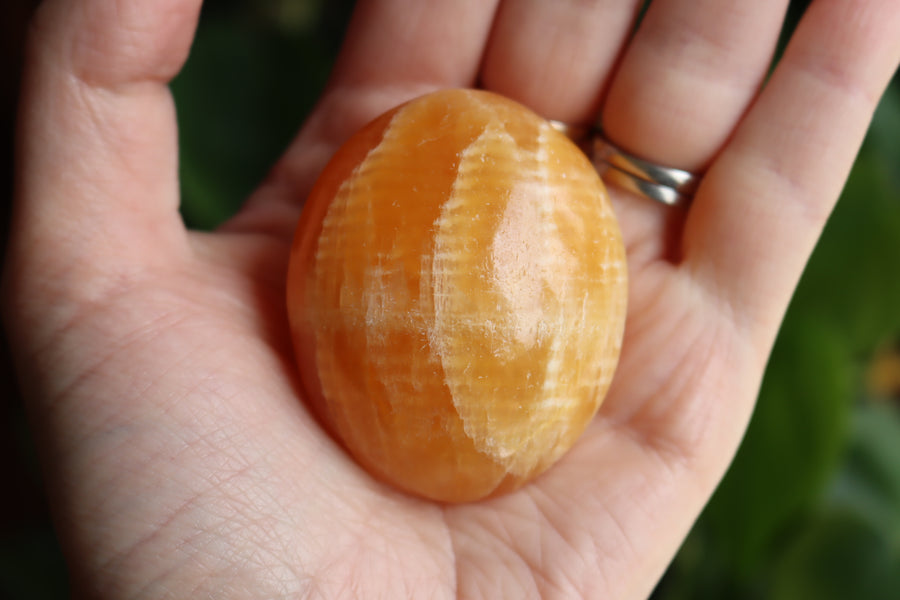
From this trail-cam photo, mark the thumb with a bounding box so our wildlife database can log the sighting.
[7,0,202,318]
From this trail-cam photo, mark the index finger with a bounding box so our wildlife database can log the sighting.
[232,0,501,235]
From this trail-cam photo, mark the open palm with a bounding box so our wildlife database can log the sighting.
[5,0,899,598]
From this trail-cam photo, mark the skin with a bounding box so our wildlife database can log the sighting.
[3,0,899,597]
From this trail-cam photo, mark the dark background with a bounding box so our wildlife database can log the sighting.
[2,1,899,597]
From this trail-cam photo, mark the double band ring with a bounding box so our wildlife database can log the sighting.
[550,121,701,208]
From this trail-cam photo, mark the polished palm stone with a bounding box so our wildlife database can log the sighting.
[287,89,627,502]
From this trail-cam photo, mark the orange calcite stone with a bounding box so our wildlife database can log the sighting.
[287,89,627,502]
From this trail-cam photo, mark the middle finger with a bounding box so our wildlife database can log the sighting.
[480,0,643,124]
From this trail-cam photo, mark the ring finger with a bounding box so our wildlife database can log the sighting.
[601,0,789,173]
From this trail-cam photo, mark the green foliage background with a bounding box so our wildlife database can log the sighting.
[2,0,899,597]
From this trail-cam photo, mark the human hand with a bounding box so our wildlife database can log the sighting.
[4,0,899,598]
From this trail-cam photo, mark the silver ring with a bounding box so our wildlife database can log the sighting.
[592,130,699,207]
[549,120,700,207]
[595,163,691,207]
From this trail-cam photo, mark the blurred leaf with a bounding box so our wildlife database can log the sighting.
[787,143,900,354]
[654,521,765,600]
[826,401,900,539]
[866,85,900,190]
[171,12,333,230]
[865,342,900,399]
[771,510,900,600]
[702,319,853,575]
[0,527,69,598]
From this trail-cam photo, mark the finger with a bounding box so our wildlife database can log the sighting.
[601,0,789,172]
[231,0,502,235]
[684,0,900,348]
[304,0,501,142]
[10,0,200,282]
[480,0,642,123]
